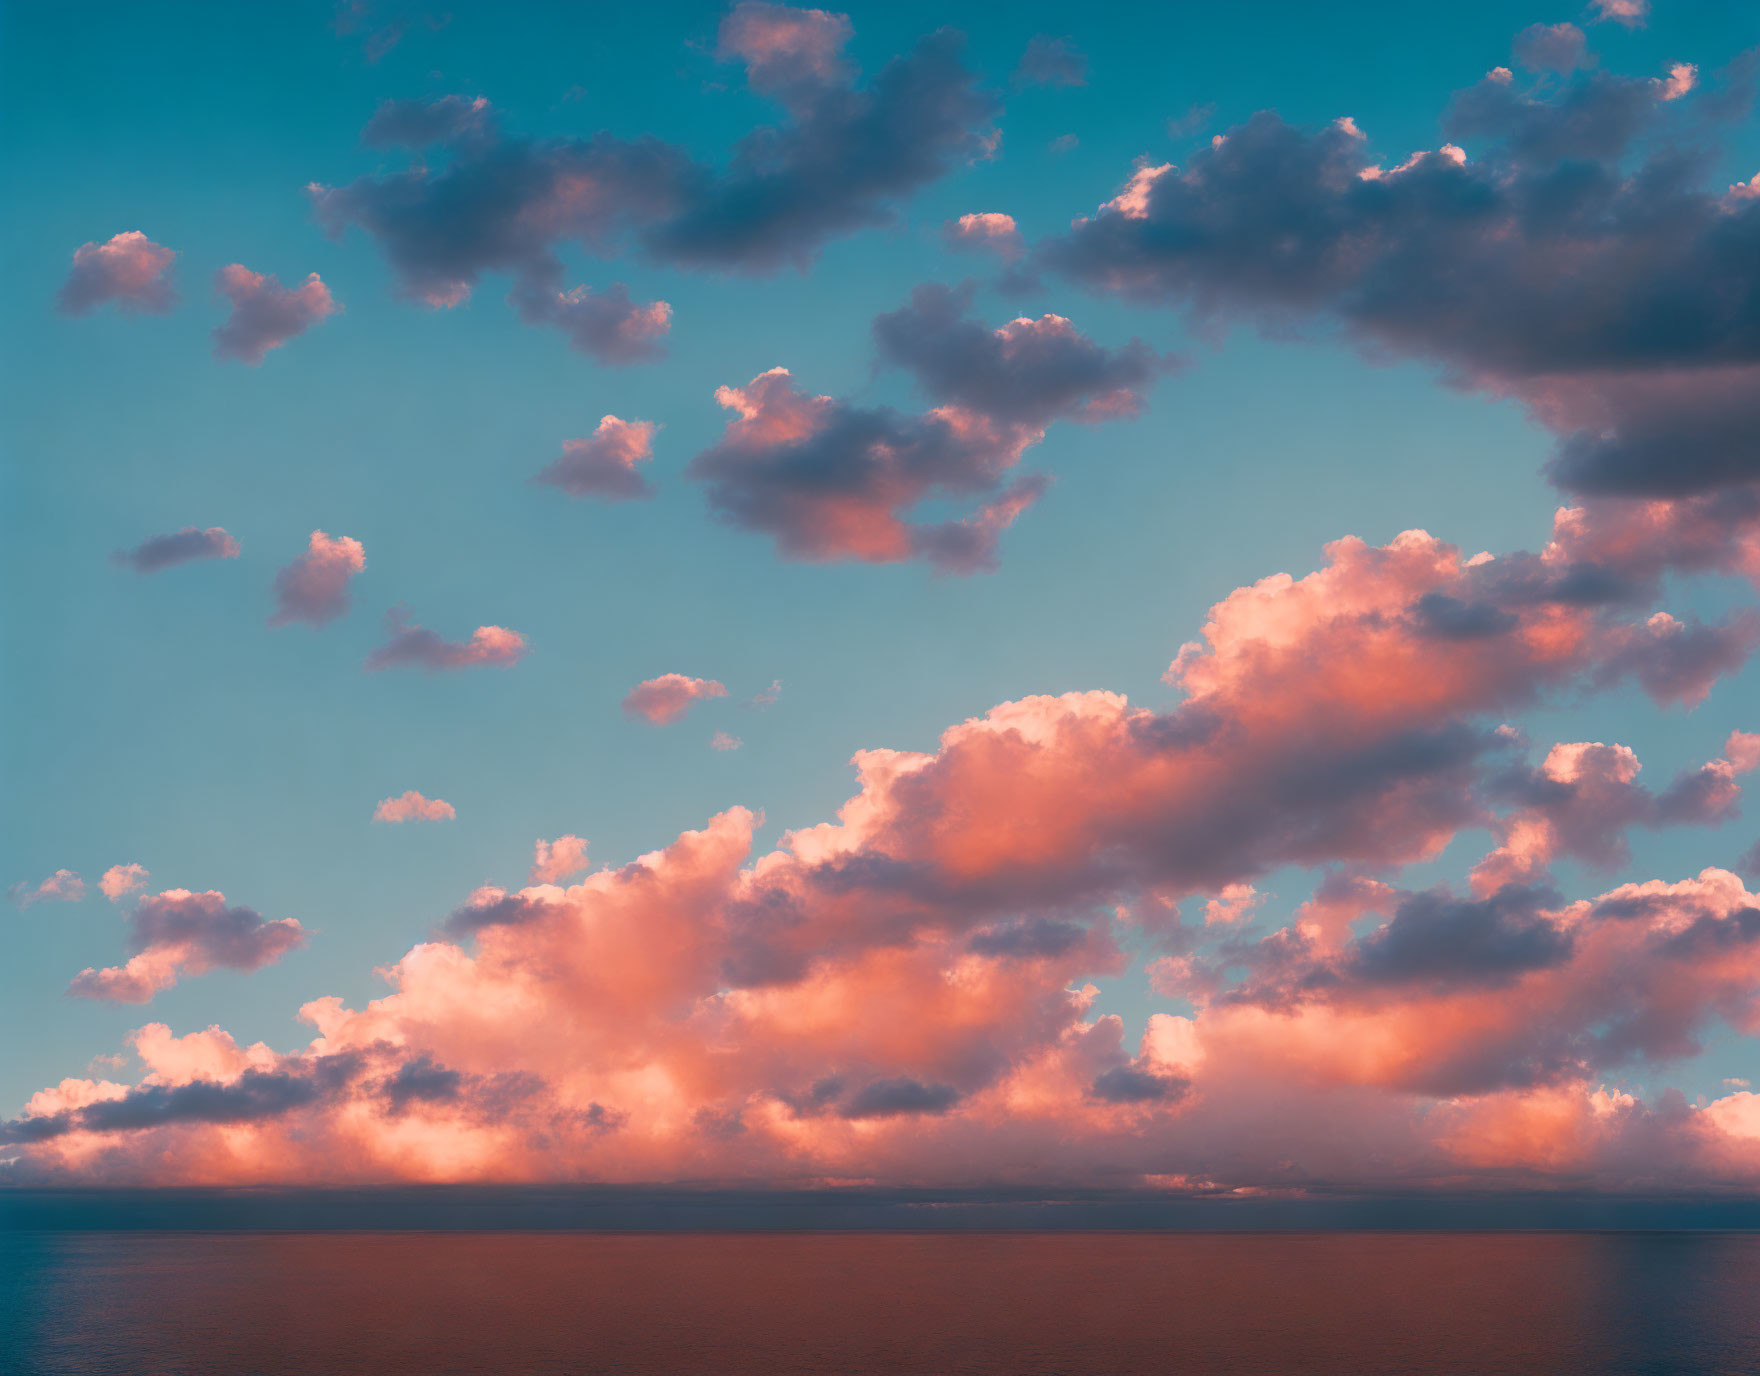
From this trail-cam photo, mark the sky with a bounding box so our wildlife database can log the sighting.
[3,0,1760,1193]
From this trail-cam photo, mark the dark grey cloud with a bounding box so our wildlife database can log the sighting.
[839,1077,962,1119]
[311,17,996,346]
[1039,52,1760,509]
[1090,1064,1188,1103]
[112,526,240,574]
[1347,885,1574,990]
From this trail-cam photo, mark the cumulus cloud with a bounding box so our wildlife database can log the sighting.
[530,835,590,884]
[8,510,1760,1187]
[623,674,729,725]
[689,284,1164,570]
[1589,0,1648,28]
[1513,22,1591,76]
[942,212,1025,261]
[68,889,305,1004]
[1013,35,1087,88]
[57,232,177,315]
[1038,45,1760,574]
[8,870,85,908]
[212,266,340,364]
[99,865,149,902]
[269,530,365,626]
[365,609,529,672]
[373,791,456,823]
[536,415,658,500]
[509,280,671,364]
[711,730,743,751]
[308,8,997,344]
[111,526,240,574]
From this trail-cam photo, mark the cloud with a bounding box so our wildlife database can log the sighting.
[99,865,149,902]
[942,212,1024,262]
[365,609,529,671]
[530,835,590,884]
[688,284,1163,570]
[112,527,240,573]
[711,730,743,751]
[508,280,671,364]
[1513,22,1591,76]
[1014,35,1087,88]
[1588,0,1647,28]
[8,870,85,908]
[57,232,177,315]
[212,266,340,364]
[623,674,729,725]
[536,415,658,500]
[67,889,305,1004]
[269,530,365,626]
[1038,47,1760,570]
[373,791,456,823]
[308,11,997,335]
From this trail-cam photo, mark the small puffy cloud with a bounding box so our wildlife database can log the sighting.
[8,870,85,908]
[623,673,729,725]
[1048,133,1079,155]
[1654,62,1697,101]
[100,865,150,902]
[57,232,177,316]
[1589,0,1648,28]
[717,0,853,98]
[212,266,340,364]
[1203,882,1264,926]
[1014,35,1087,88]
[509,281,671,364]
[365,609,529,672]
[536,416,658,500]
[751,679,782,708]
[1513,22,1591,75]
[373,791,456,823]
[68,888,305,1004]
[269,530,365,627]
[112,526,240,574]
[711,730,743,752]
[943,212,1024,262]
[530,835,589,884]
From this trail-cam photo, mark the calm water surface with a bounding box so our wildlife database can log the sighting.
[3,1231,1757,1375]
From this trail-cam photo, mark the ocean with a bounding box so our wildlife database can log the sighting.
[4,1230,1758,1374]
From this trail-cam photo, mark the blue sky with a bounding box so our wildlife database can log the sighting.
[4,1,1760,1185]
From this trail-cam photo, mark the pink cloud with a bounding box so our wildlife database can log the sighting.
[269,530,366,626]
[717,1,853,102]
[530,835,590,884]
[510,281,671,363]
[623,674,729,725]
[365,610,529,672]
[212,265,340,364]
[373,791,456,823]
[57,232,177,315]
[711,730,743,752]
[690,286,1161,570]
[67,889,304,1004]
[112,526,240,574]
[943,212,1025,262]
[99,865,150,902]
[1589,0,1647,27]
[536,415,658,500]
[8,870,85,908]
[9,519,1760,1190]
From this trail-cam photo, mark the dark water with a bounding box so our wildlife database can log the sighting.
[3,1231,1758,1375]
